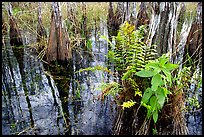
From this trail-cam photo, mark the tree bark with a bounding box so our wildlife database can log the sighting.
[47,2,71,63]
[183,2,202,69]
[135,2,149,29]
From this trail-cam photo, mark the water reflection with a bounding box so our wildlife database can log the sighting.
[68,20,116,135]
[2,43,67,135]
[2,19,116,135]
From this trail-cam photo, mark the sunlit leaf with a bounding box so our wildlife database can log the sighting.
[121,100,136,109]
[136,70,156,77]
[156,88,165,108]
[135,90,142,97]
[153,110,158,123]
[159,54,169,66]
[164,63,178,71]
[162,87,172,97]
[162,68,172,85]
[122,68,136,80]
[145,62,160,69]
[151,74,162,91]
[150,96,157,111]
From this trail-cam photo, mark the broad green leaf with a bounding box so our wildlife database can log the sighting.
[136,70,156,77]
[141,102,151,110]
[145,62,160,69]
[162,68,172,85]
[157,89,165,108]
[141,88,153,104]
[153,67,161,75]
[164,63,178,71]
[156,101,162,110]
[153,110,158,123]
[150,96,157,111]
[147,108,152,119]
[151,74,162,91]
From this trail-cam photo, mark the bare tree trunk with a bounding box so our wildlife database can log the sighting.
[135,2,149,28]
[130,2,138,26]
[47,2,71,63]
[107,2,115,38]
[107,2,124,38]
[125,2,130,22]
[8,2,24,75]
[183,2,202,69]
[115,2,124,28]
[2,18,7,47]
[148,2,183,60]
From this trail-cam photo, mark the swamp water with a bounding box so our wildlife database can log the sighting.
[2,21,202,135]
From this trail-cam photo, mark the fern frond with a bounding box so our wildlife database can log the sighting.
[97,82,122,100]
[76,65,113,75]
[122,66,136,80]
[121,100,136,109]
[128,78,142,97]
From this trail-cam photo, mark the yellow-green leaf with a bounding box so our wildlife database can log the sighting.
[153,110,158,123]
[136,70,156,77]
[151,74,162,91]
[164,63,178,71]
[135,90,142,97]
[121,100,136,109]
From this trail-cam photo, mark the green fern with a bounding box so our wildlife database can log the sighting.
[96,81,122,99]
[76,65,113,75]
[114,21,158,73]
[99,22,159,111]
[128,78,142,97]
[121,100,137,109]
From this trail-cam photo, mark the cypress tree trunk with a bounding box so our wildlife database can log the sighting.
[112,2,198,135]
[47,2,71,63]
[135,2,149,28]
[183,2,202,69]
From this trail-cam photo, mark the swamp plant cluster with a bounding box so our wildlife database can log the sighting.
[2,2,202,135]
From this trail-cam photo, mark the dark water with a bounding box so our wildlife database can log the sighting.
[2,20,116,135]
[1,21,202,135]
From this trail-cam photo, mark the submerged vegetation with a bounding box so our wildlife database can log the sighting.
[2,2,202,135]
